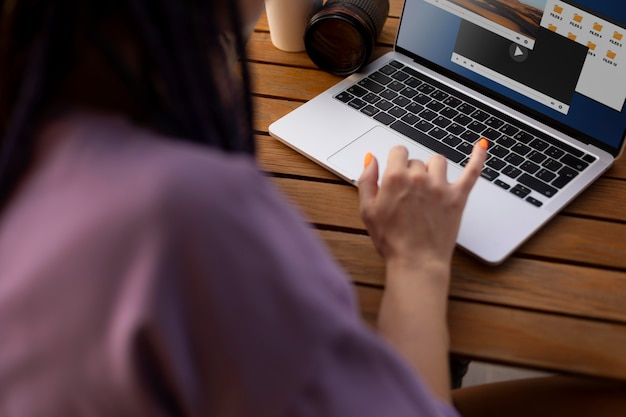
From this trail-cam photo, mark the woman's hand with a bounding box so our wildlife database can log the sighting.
[358,141,487,273]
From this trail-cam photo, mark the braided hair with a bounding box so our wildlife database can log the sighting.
[0,0,255,209]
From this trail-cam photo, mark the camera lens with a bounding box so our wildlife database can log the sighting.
[304,0,389,76]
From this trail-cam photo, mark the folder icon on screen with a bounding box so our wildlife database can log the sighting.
[567,32,577,41]
[607,50,617,60]
[573,14,583,23]
[593,22,604,32]
[548,24,558,32]
[553,5,563,14]
[614,31,624,41]
[587,41,597,51]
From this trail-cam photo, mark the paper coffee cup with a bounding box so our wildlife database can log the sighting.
[265,0,322,52]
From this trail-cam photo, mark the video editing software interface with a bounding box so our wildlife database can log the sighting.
[397,0,626,152]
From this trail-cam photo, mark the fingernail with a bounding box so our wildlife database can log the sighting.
[364,152,373,167]
[478,138,489,150]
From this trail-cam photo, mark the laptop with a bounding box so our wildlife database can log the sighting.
[269,0,626,264]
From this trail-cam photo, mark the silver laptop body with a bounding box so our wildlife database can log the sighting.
[270,0,626,264]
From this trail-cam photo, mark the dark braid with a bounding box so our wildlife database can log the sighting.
[0,0,256,210]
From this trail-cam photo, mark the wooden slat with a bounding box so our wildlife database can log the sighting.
[318,229,626,324]
[255,134,339,180]
[247,31,319,69]
[357,285,626,380]
[252,96,301,133]
[605,154,626,180]
[272,176,362,227]
[449,253,626,324]
[516,215,626,268]
[565,177,626,221]
[250,62,340,101]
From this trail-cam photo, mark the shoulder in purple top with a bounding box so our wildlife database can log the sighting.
[0,112,459,417]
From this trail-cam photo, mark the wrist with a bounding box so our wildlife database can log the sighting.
[384,256,452,297]
[385,255,451,281]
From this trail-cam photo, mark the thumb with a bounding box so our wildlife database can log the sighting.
[358,152,379,206]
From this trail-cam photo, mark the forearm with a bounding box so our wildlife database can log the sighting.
[377,260,453,403]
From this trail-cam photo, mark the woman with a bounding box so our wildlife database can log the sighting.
[5,1,616,417]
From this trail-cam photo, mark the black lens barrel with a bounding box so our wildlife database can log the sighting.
[304,0,389,75]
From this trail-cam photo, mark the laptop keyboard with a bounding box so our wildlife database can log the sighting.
[334,60,597,208]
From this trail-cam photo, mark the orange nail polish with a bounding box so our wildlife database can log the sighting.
[478,138,489,150]
[364,152,373,167]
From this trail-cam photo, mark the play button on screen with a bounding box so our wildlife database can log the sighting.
[509,43,529,62]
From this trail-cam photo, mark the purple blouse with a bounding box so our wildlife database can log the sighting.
[0,112,460,417]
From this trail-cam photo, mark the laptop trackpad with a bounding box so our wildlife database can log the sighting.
[327,126,463,183]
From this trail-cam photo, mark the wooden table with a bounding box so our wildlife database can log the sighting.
[248,0,626,381]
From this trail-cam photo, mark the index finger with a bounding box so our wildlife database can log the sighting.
[455,139,488,195]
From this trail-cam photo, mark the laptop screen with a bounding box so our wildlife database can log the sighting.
[396,0,626,155]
